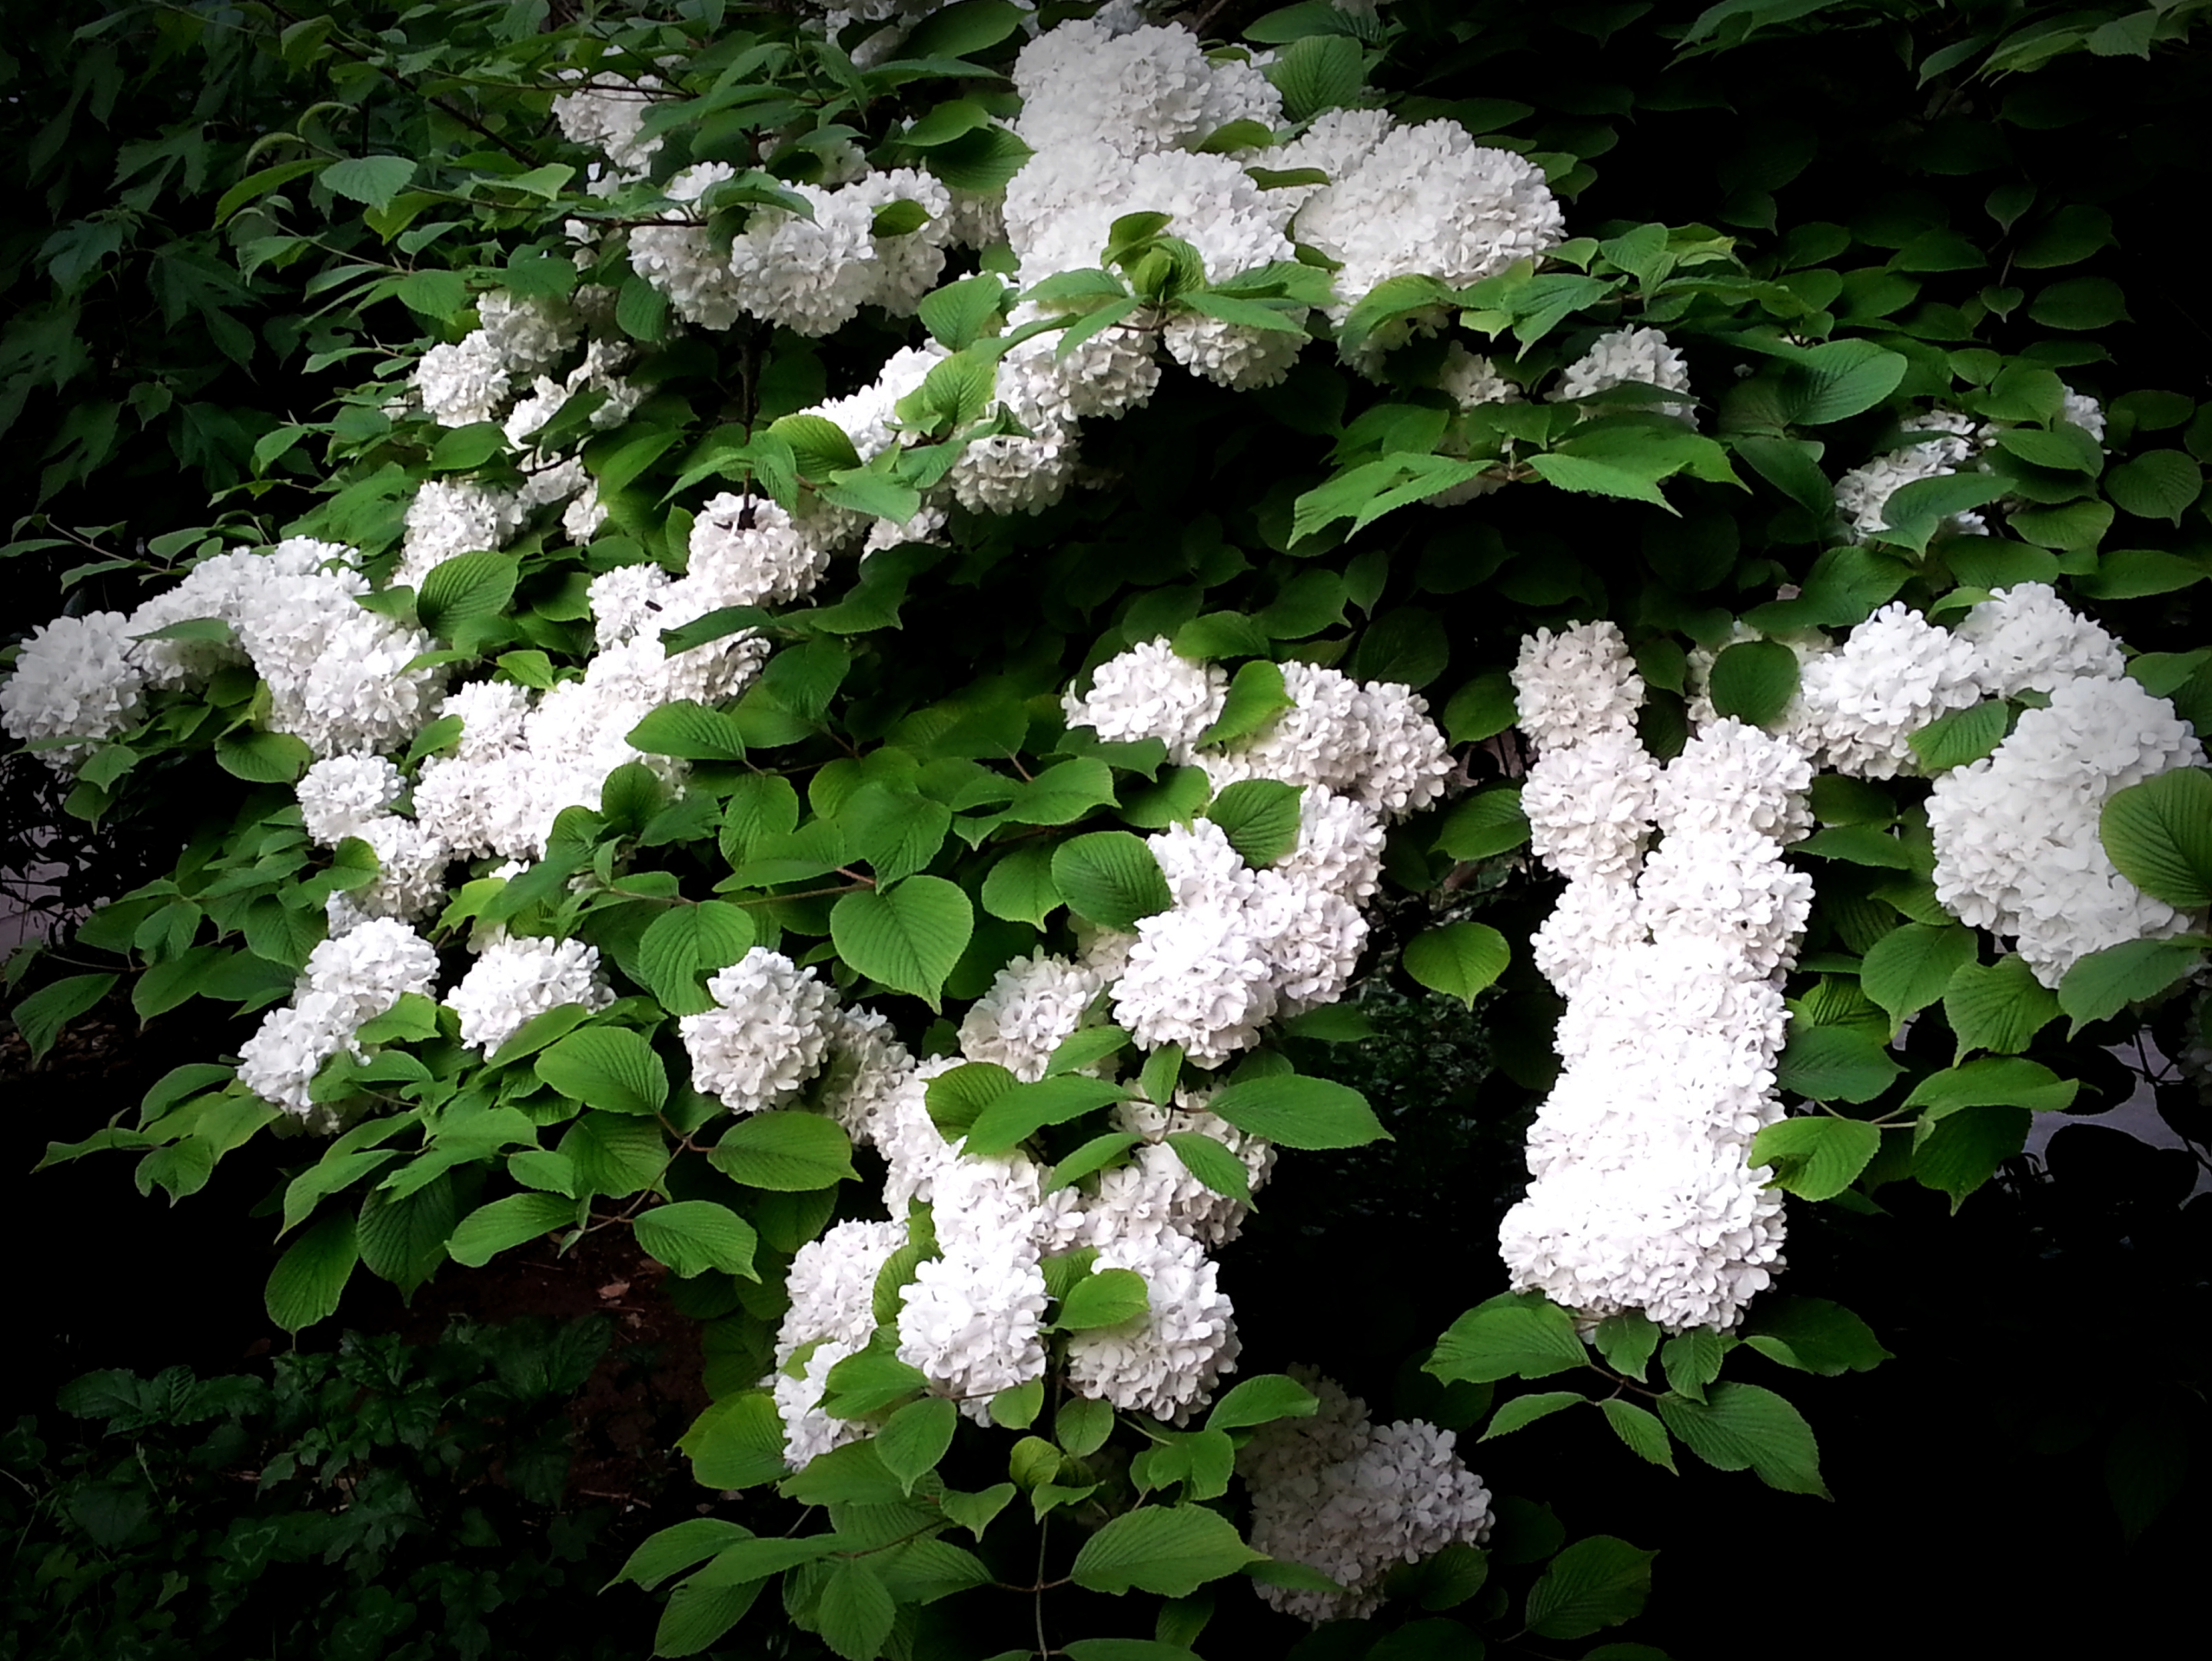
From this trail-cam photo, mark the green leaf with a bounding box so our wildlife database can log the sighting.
[2027,276,2127,331]
[814,1559,896,1661]
[536,1027,669,1116]
[1044,1132,1143,1193]
[1056,1396,1115,1457]
[876,1396,957,1494]
[998,757,1119,827]
[1905,1056,2077,1113]
[1527,451,1671,509]
[2100,768,2212,910]
[1861,923,1977,1032]
[264,1210,356,1333]
[322,155,417,208]
[1524,1536,1657,1639]
[1749,1117,1882,1201]
[1658,1381,1829,1497]
[965,1076,1128,1157]
[1206,1074,1389,1150]
[1774,1024,1903,1103]
[638,903,757,1015]
[634,1201,757,1279]
[710,1112,858,1190]
[990,1380,1044,1430]
[428,418,504,468]
[981,843,1062,927]
[2057,937,2204,1030]
[1436,787,1530,860]
[682,1392,788,1490]
[1056,1267,1149,1331]
[1795,824,1917,870]
[1593,1312,1659,1382]
[1044,1025,1133,1078]
[1165,1130,1254,1208]
[1907,701,2008,772]
[1912,1103,2031,1209]
[767,413,862,481]
[1481,1390,1585,1441]
[919,274,1007,351]
[446,1191,577,1267]
[654,1577,760,1658]
[1203,779,1303,866]
[1442,670,1518,744]
[1708,639,1800,726]
[9,973,116,1061]
[1741,1297,1891,1376]
[1050,831,1173,930]
[1429,1293,1587,1383]
[830,876,973,1008]
[561,1111,669,1198]
[1785,339,1909,424]
[1070,1505,1263,1597]
[417,551,519,641]
[2104,451,2203,524]
[1403,923,1510,1007]
[1206,1373,1319,1433]
[1942,955,2061,1057]
[1598,1400,1677,1472]
[608,1518,756,1593]
[628,701,750,763]
[1199,659,1293,746]
[215,727,313,784]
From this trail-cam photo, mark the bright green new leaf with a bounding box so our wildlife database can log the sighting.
[264,1210,357,1332]
[1481,1390,1585,1441]
[876,1396,957,1494]
[1055,1267,1149,1331]
[1403,923,1510,1007]
[830,876,973,1008]
[1749,1117,1882,1201]
[1070,1505,1263,1597]
[1942,955,2060,1056]
[1164,1130,1255,1208]
[2057,936,2204,1030]
[1204,778,1303,866]
[1050,831,1173,930]
[1904,1057,2077,1114]
[1206,1074,1389,1150]
[1206,1373,1319,1433]
[964,1075,1128,1157]
[627,701,750,763]
[1429,1293,1587,1383]
[1773,1024,1902,1103]
[710,1112,858,1191]
[535,1027,669,1116]
[2100,767,2212,910]
[1657,1381,1829,1497]
[1907,701,2009,771]
[1199,658,1294,745]
[1741,1297,1891,1376]
[681,1392,790,1490]
[1861,923,1978,1031]
[446,1191,577,1268]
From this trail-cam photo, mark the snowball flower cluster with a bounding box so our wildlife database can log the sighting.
[1833,408,1988,541]
[237,920,441,1129]
[1552,326,1695,422]
[0,611,145,767]
[1792,602,1982,778]
[1242,1367,1494,1623]
[445,935,615,1054]
[680,949,841,1115]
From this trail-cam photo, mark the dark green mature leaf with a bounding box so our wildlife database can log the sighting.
[9,973,117,1061]
[1442,670,1517,744]
[1524,1536,1657,1639]
[1943,955,2061,1056]
[1785,338,1908,424]
[2100,768,2212,909]
[1708,639,1799,725]
[1658,1382,1828,1496]
[1205,778,1303,865]
[322,155,417,207]
[982,842,1061,926]
[964,1075,1128,1156]
[830,876,973,1007]
[1269,34,1365,123]
[1429,1293,1587,1383]
[1774,1024,1902,1103]
[1070,1505,1262,1596]
[1908,701,2008,771]
[710,1113,857,1190]
[608,1519,757,1593]
[1206,1074,1389,1149]
[1741,1297,1891,1376]
[1404,923,1511,1007]
[1482,1390,1585,1441]
[264,1210,356,1333]
[1905,1057,2077,1113]
[447,1191,577,1268]
[536,1027,669,1116]
[1436,787,1529,860]
[1861,924,1977,1031]
[1598,1399,1677,1472]
[681,1392,789,1490]
[1050,831,1173,929]
[1912,1103,2031,1208]
[2104,451,2204,523]
[876,1396,957,1493]
[1750,1117,1881,1200]
[1201,658,1294,744]
[1056,1266,1149,1330]
[417,551,519,641]
[637,902,756,1014]
[1206,1373,1319,1433]
[629,701,750,762]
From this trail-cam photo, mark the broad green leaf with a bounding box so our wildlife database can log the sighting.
[215,727,313,784]
[1206,1373,1319,1433]
[2100,767,2212,909]
[636,1201,757,1278]
[1050,831,1173,930]
[1442,670,1518,744]
[355,1177,454,1295]
[2057,937,2204,1030]
[1795,824,1917,869]
[1044,1132,1143,1193]
[964,1074,1127,1157]
[1204,778,1303,866]
[1069,1505,1263,1597]
[2104,451,2204,523]
[536,1027,669,1116]
[1861,923,1977,1031]
[990,1380,1044,1430]
[1165,1130,1254,1207]
[561,1111,669,1198]
[638,903,757,1015]
[997,757,1119,827]
[1429,1293,1587,1383]
[1774,1024,1902,1103]
[1912,1103,2031,1209]
[1403,923,1510,1007]
[1593,1312,1660,1382]
[1524,1536,1658,1639]
[1658,1381,1828,1497]
[654,1579,760,1659]
[981,842,1062,927]
[9,973,116,1061]
[876,1396,957,1494]
[447,1191,577,1267]
[1045,1024,1133,1077]
[1708,639,1800,726]
[681,1392,788,1490]
[1481,1390,1585,1441]
[1904,1056,2077,1113]
[629,701,750,763]
[710,1112,858,1190]
[1749,1117,1881,1201]
[1436,787,1530,860]
[607,1519,755,1593]
[1741,1297,1891,1376]
[831,877,973,1008]
[322,154,416,207]
[1907,701,2009,772]
[1206,1074,1389,1150]
[1942,956,2061,1056]
[264,1210,356,1332]
[1199,659,1293,745]
[1785,338,1908,425]
[1598,1400,1677,1472]
[1056,1267,1149,1330]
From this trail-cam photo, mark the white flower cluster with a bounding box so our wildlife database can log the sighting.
[413,292,580,428]
[445,934,614,1054]
[680,949,840,1114]
[1833,408,1989,541]
[771,1218,907,1467]
[1929,667,2204,986]
[1552,326,1695,423]
[236,918,441,1130]
[1792,601,1983,779]
[1505,626,1807,1330]
[2,540,444,771]
[1241,1367,1493,1624]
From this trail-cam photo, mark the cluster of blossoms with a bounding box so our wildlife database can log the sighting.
[1239,1367,1493,1623]
[1832,391,2102,543]
[1925,587,2204,984]
[1503,621,1804,1330]
[235,919,441,1130]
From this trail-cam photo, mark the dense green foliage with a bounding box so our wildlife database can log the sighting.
[5,2,2210,1659]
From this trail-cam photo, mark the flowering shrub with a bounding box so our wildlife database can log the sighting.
[7,2,2212,1656]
